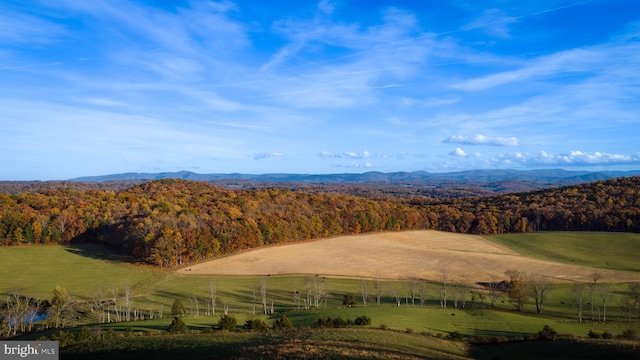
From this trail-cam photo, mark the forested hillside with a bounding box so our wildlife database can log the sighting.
[1,177,639,267]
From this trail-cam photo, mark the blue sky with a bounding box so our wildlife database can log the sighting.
[1,0,639,180]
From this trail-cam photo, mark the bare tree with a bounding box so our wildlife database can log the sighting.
[452,282,470,309]
[407,279,417,307]
[26,298,42,332]
[488,281,501,309]
[110,289,120,322]
[373,276,383,306]
[209,281,217,316]
[573,283,585,322]
[391,284,402,307]
[599,283,610,322]
[6,293,30,335]
[311,277,328,309]
[590,271,602,321]
[91,289,111,324]
[439,271,448,309]
[293,284,301,310]
[124,287,132,322]
[190,296,199,316]
[530,277,553,314]
[418,280,427,307]
[258,277,268,315]
[360,280,369,307]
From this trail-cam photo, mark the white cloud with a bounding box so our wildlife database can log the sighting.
[317,0,335,15]
[253,152,284,160]
[445,134,520,146]
[319,150,370,159]
[343,150,370,159]
[333,162,373,169]
[491,150,640,167]
[449,147,467,157]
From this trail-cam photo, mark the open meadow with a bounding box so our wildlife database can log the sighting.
[180,230,640,283]
[2,230,640,359]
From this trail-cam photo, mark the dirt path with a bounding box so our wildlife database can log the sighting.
[178,230,640,283]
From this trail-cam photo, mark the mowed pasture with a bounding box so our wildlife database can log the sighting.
[4,231,640,359]
[179,230,640,283]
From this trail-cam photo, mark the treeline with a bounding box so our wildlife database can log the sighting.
[1,177,640,266]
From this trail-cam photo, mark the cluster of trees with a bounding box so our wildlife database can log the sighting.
[1,177,640,266]
[4,271,640,339]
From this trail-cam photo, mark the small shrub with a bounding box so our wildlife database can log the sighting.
[491,336,509,343]
[168,316,188,333]
[379,324,388,331]
[273,315,293,330]
[201,326,216,334]
[218,315,237,331]
[618,329,637,340]
[588,330,602,339]
[332,317,348,328]
[354,315,371,326]
[51,330,76,347]
[405,328,414,334]
[447,331,464,341]
[602,331,613,339]
[243,319,270,332]
[313,317,331,328]
[76,326,94,342]
[538,325,557,340]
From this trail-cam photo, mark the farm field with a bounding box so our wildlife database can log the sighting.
[485,232,640,273]
[180,230,640,283]
[3,231,640,359]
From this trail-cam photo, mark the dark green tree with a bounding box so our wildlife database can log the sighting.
[342,293,356,307]
[273,315,293,330]
[167,316,187,333]
[218,315,237,331]
[243,319,269,332]
[171,299,185,317]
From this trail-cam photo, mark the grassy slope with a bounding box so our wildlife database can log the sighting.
[60,329,640,360]
[3,234,640,359]
[484,232,640,273]
[0,244,162,299]
[62,329,471,360]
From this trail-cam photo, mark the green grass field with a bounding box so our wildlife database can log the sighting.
[2,232,640,359]
[484,232,640,273]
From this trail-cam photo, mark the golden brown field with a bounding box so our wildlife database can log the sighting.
[178,230,640,283]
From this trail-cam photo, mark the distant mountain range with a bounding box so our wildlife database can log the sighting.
[70,169,640,184]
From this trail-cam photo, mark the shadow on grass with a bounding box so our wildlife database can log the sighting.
[468,338,640,360]
[65,244,136,264]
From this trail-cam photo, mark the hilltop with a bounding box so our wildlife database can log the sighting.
[1,176,639,267]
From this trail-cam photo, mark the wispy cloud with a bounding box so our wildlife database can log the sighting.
[319,150,371,159]
[0,8,67,44]
[333,162,373,169]
[252,152,284,160]
[445,134,520,146]
[462,8,516,39]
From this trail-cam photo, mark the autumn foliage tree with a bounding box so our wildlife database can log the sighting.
[1,177,640,267]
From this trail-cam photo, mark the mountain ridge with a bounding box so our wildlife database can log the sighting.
[70,169,640,184]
